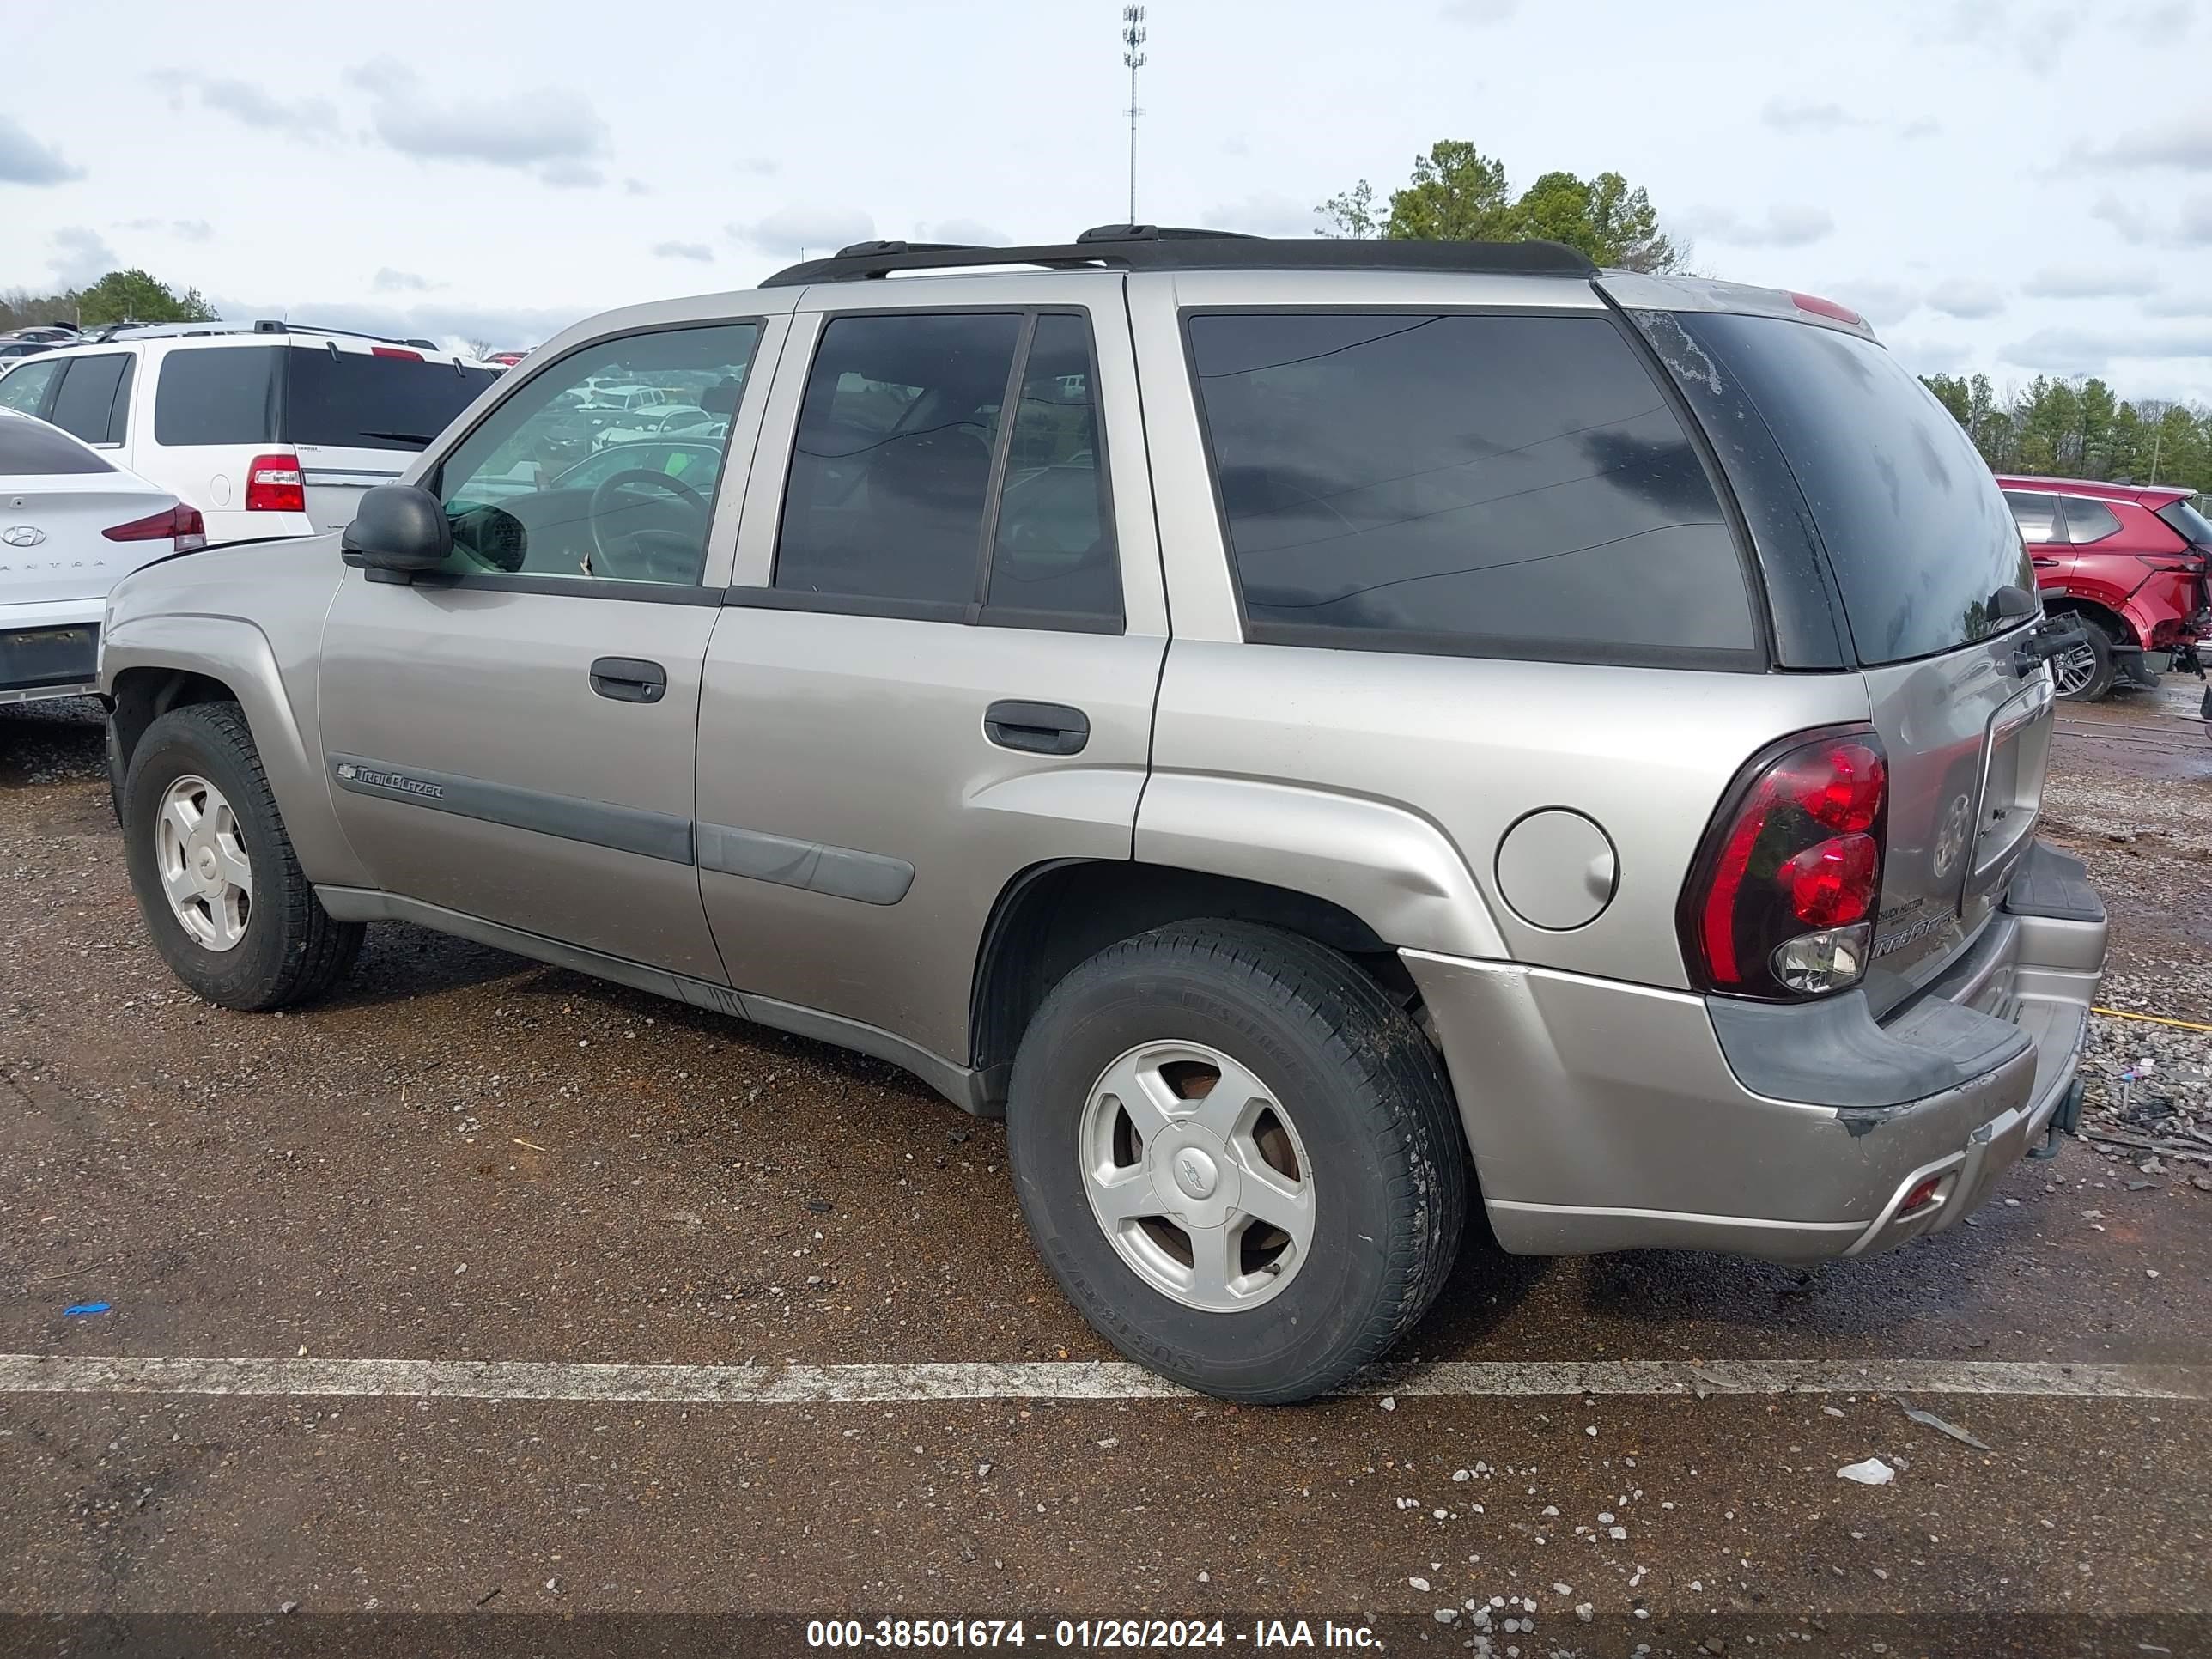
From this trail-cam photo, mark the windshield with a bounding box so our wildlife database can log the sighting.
[1678,313,2035,667]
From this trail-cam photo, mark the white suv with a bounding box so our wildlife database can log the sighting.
[0,324,496,546]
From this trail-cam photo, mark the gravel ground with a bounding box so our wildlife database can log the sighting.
[2,684,2209,1654]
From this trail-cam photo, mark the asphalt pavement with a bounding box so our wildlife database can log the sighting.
[3,690,2209,1659]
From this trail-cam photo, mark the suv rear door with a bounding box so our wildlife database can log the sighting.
[696,273,1167,1072]
[283,343,496,532]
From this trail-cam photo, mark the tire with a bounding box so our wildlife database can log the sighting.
[1006,920,1467,1404]
[121,702,363,1012]
[2051,613,2118,702]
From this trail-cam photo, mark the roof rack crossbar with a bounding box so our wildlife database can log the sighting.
[762,229,1597,287]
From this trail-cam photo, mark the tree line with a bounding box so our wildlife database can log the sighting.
[1,270,216,332]
[1919,373,2212,495]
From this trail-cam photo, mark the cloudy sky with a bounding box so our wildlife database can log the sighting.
[4,0,2208,399]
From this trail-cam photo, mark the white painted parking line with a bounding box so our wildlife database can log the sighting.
[0,1353,2203,1405]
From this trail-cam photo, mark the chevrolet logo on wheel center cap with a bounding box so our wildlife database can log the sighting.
[1172,1147,1218,1200]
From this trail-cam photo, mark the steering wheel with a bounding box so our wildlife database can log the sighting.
[586,469,709,580]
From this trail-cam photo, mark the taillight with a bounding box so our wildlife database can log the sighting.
[102,503,208,552]
[245,453,305,513]
[1681,727,1888,1000]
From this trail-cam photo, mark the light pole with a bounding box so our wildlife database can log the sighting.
[1121,6,1147,223]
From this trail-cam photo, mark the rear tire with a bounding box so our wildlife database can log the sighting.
[2051,613,2118,702]
[122,702,362,1011]
[1006,920,1467,1403]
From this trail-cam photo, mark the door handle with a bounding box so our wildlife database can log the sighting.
[590,657,668,704]
[984,699,1090,756]
[2031,556,2059,568]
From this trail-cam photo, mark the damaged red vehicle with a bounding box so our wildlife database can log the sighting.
[1999,475,2212,702]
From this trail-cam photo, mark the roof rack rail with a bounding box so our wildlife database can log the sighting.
[762,228,1596,287]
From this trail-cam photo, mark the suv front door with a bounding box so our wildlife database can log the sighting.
[696,276,1166,1075]
[318,317,783,980]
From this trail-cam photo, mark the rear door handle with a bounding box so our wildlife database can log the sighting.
[590,656,667,703]
[984,699,1090,756]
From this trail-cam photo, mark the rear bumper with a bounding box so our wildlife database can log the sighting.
[1405,840,2105,1262]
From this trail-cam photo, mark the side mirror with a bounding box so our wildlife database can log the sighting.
[340,485,453,584]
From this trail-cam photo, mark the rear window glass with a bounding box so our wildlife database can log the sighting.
[47,354,131,446]
[1677,313,2034,666]
[2159,499,2212,545]
[285,347,495,452]
[2003,491,2059,544]
[1185,311,1756,664]
[155,346,279,446]
[0,415,112,476]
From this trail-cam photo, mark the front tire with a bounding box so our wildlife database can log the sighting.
[122,702,362,1011]
[1007,921,1467,1403]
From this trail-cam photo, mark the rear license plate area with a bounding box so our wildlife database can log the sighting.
[1,625,98,688]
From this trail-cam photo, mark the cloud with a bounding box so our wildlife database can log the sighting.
[118,217,214,242]
[1201,192,1321,239]
[347,58,611,177]
[0,114,83,185]
[915,218,1011,246]
[2000,325,2212,373]
[1898,118,1942,140]
[1926,278,2006,319]
[373,268,441,293]
[1675,203,1833,249]
[2119,0,2193,27]
[2145,290,2212,317]
[653,240,715,263]
[623,177,652,197]
[736,157,779,177]
[2079,112,2212,170]
[2093,191,2212,246]
[538,161,605,189]
[1823,280,1919,326]
[2020,266,2161,300]
[1441,0,1516,20]
[50,227,119,287]
[1887,337,1974,376]
[1760,98,1869,133]
[727,206,874,256]
[191,76,337,142]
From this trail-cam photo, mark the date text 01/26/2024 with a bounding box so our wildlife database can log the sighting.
[805,1620,1380,1650]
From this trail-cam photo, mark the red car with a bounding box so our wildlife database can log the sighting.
[1998,474,2212,701]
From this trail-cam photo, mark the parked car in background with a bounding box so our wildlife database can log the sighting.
[1999,473,2211,701]
[590,403,714,450]
[484,350,529,368]
[1,408,203,709]
[0,324,496,546]
[97,229,2103,1403]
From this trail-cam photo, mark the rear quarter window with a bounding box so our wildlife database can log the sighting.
[1674,313,2034,667]
[1184,310,1759,666]
[155,345,280,447]
[284,348,496,451]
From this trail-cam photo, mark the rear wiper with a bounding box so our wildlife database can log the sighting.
[355,430,433,444]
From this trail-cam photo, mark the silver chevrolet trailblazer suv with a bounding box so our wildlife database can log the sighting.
[99,229,2106,1402]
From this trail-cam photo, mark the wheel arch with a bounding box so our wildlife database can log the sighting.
[2043,594,2137,648]
[968,860,1423,1088]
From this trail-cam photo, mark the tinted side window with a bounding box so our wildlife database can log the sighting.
[2004,491,2060,544]
[285,348,496,451]
[775,312,1021,611]
[0,415,113,476]
[47,354,131,445]
[155,346,280,446]
[987,313,1119,624]
[0,357,65,419]
[2062,496,2122,545]
[1186,312,1754,662]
